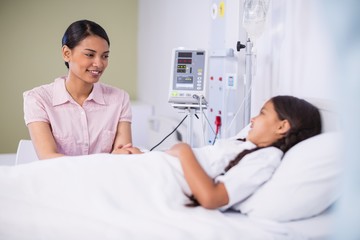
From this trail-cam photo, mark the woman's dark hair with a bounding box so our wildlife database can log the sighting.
[61,19,110,69]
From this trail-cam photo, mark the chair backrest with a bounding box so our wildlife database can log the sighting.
[15,139,39,165]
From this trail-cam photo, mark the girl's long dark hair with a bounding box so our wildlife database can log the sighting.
[187,95,322,207]
[225,95,322,173]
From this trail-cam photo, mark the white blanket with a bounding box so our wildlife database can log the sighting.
[0,152,302,240]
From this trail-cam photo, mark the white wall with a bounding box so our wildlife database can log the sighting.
[137,0,338,147]
[137,0,212,148]
[137,0,211,114]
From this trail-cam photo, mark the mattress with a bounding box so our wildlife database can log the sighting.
[283,208,335,240]
[224,208,335,240]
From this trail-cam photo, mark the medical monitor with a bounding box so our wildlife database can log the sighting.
[168,49,208,106]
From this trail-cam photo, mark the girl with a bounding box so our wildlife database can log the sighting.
[166,95,322,210]
[23,20,133,160]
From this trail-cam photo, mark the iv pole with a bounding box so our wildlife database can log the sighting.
[171,102,206,148]
[244,39,253,126]
[186,108,195,146]
[236,39,253,126]
[240,0,268,126]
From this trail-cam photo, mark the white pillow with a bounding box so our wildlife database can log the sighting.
[239,132,343,222]
[229,124,251,140]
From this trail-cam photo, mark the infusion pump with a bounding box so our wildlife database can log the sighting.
[168,48,208,107]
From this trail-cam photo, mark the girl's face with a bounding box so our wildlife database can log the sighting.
[63,35,109,85]
[247,100,290,147]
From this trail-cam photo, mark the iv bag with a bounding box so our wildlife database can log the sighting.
[242,0,269,41]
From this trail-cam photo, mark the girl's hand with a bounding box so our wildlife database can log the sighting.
[166,142,229,209]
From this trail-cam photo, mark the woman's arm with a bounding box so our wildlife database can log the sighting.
[112,121,135,153]
[166,143,229,209]
[27,122,64,160]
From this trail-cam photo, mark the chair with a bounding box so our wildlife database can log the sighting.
[15,139,39,165]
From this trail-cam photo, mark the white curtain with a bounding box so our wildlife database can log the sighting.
[251,0,337,114]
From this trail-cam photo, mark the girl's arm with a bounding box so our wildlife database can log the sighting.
[166,142,229,209]
[28,122,65,160]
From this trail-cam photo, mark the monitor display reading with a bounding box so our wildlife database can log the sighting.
[169,49,207,105]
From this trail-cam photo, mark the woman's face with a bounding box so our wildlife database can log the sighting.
[247,100,289,147]
[63,35,109,84]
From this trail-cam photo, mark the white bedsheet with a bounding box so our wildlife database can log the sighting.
[0,152,303,240]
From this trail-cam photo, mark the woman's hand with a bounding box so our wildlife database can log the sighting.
[112,143,143,154]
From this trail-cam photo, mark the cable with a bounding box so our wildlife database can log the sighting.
[193,94,212,146]
[225,84,253,135]
[199,95,206,145]
[202,110,216,135]
[211,133,218,145]
[149,115,188,151]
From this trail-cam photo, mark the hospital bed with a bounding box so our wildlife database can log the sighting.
[0,98,341,240]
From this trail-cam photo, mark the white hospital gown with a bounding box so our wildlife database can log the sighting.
[192,139,283,211]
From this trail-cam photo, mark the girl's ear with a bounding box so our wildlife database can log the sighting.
[277,119,291,135]
[62,45,71,62]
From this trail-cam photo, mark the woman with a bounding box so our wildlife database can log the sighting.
[166,95,322,210]
[23,20,134,160]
